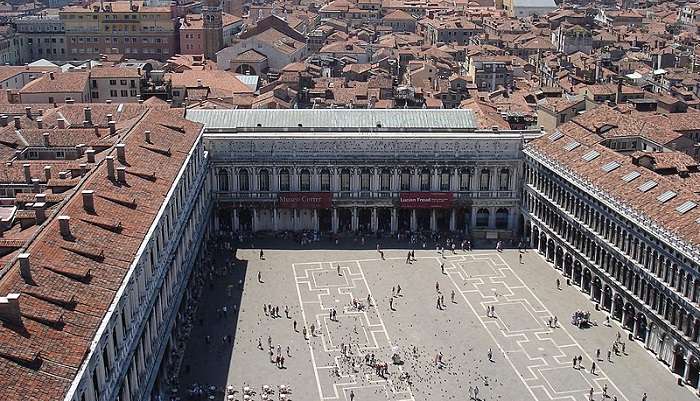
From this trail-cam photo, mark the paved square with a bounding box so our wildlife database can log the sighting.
[176,240,697,401]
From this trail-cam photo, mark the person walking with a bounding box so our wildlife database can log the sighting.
[390,297,394,310]
[259,249,264,260]
[556,278,560,290]
[258,271,263,283]
[451,290,455,303]
[596,348,601,361]
[350,390,355,401]
[487,348,493,362]
[519,253,523,264]
[591,361,596,375]
[436,281,440,293]
[397,284,402,296]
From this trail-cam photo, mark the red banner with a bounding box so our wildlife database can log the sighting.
[278,192,332,209]
[399,192,453,209]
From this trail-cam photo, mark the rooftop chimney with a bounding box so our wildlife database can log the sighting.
[31,178,40,193]
[80,164,87,176]
[0,293,21,326]
[108,120,116,135]
[65,99,74,104]
[615,78,623,105]
[18,253,30,282]
[33,202,46,224]
[197,79,203,87]
[86,149,96,163]
[42,132,50,147]
[23,164,31,183]
[58,171,67,179]
[36,117,43,129]
[58,216,71,238]
[84,107,92,125]
[13,116,21,129]
[49,71,54,80]
[0,115,7,127]
[43,165,51,181]
[34,193,45,203]
[106,113,113,124]
[57,117,66,129]
[117,167,126,183]
[116,144,126,163]
[82,190,95,212]
[25,106,31,118]
[105,99,112,104]
[144,130,151,143]
[75,144,85,156]
[106,156,115,180]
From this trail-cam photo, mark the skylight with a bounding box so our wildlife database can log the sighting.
[582,150,600,161]
[601,161,621,173]
[676,201,697,214]
[637,180,658,192]
[549,130,564,141]
[656,191,677,203]
[563,141,580,151]
[621,171,640,182]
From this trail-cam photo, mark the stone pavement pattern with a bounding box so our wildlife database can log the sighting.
[176,242,697,401]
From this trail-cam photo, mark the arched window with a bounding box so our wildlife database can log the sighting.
[380,168,391,191]
[320,169,331,191]
[340,168,351,191]
[480,168,490,191]
[460,168,472,191]
[499,168,510,191]
[476,208,489,227]
[238,169,249,191]
[360,168,371,191]
[420,168,431,191]
[217,169,229,191]
[440,168,450,191]
[259,169,270,191]
[400,168,411,191]
[495,208,509,229]
[279,168,290,191]
[299,169,311,191]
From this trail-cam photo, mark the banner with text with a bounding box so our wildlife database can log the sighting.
[399,192,453,209]
[278,192,332,209]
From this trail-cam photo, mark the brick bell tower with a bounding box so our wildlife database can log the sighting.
[202,0,223,60]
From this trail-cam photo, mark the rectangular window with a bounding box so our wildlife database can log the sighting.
[109,79,116,85]
[400,170,410,191]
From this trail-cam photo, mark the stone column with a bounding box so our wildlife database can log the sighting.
[291,168,299,192]
[449,208,456,231]
[391,207,398,233]
[252,208,259,232]
[332,208,338,233]
[431,168,439,191]
[371,207,378,232]
[451,168,459,192]
[313,209,319,232]
[470,208,477,229]
[488,207,496,229]
[271,168,279,192]
[410,209,417,232]
[430,209,437,231]
[251,168,258,194]
[351,207,359,232]
[293,209,299,231]
[392,168,400,192]
[412,169,419,191]
[233,209,239,232]
[273,208,279,231]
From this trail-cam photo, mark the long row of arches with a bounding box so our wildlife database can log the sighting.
[216,166,513,193]
[524,160,700,391]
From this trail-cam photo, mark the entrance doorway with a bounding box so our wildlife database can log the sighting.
[338,209,352,232]
[359,209,372,232]
[318,209,332,232]
[398,209,411,231]
[378,208,391,232]
[239,208,252,231]
[416,209,430,231]
[436,209,450,232]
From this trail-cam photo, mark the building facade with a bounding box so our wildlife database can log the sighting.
[60,1,177,61]
[13,15,66,63]
[523,131,700,393]
[188,109,541,240]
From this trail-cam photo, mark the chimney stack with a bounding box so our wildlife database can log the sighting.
[33,202,46,224]
[13,116,21,129]
[0,293,21,326]
[58,171,67,179]
[84,107,92,125]
[80,163,87,176]
[65,98,74,104]
[616,78,623,105]
[86,149,96,163]
[106,156,115,180]
[117,167,126,183]
[75,144,85,156]
[18,253,30,281]
[105,99,112,104]
[43,165,51,181]
[82,190,95,212]
[57,117,66,129]
[42,132,50,147]
[58,216,71,238]
[25,106,31,118]
[144,130,151,143]
[49,71,54,80]
[36,117,43,129]
[106,113,113,124]
[116,144,126,163]
[23,164,31,183]
[0,115,7,126]
[32,178,40,193]
[108,120,116,135]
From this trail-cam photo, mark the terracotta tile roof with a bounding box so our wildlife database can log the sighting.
[88,66,141,79]
[0,107,203,401]
[527,124,700,251]
[20,72,89,94]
